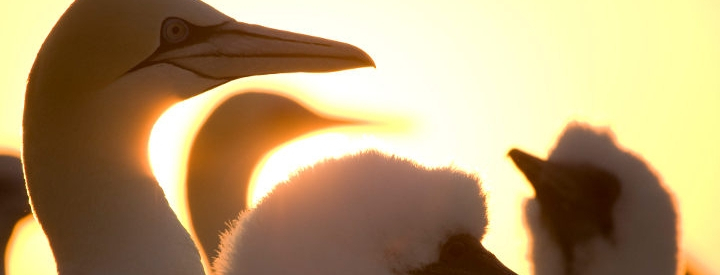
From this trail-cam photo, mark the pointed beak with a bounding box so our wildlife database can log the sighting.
[410,234,517,275]
[507,148,547,191]
[508,148,620,202]
[479,247,518,275]
[320,115,369,129]
[453,244,518,275]
[508,148,578,200]
[137,20,375,80]
[507,149,621,244]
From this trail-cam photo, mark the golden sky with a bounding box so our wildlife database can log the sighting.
[2,0,719,274]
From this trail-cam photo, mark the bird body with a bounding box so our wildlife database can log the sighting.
[22,0,373,273]
[509,123,679,275]
[214,150,516,275]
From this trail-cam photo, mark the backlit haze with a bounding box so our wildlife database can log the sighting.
[1,0,719,274]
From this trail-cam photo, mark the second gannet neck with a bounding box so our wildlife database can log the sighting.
[187,91,347,261]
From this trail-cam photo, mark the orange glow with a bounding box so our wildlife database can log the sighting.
[249,129,397,207]
[149,89,220,230]
[6,216,55,275]
[3,0,720,274]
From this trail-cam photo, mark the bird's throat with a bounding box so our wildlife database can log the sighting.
[22,84,204,274]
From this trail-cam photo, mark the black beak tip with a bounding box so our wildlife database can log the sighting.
[507,148,538,167]
[348,42,376,68]
[359,50,376,68]
[507,148,546,187]
[507,148,523,163]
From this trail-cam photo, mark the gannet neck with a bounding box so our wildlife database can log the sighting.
[24,73,203,274]
[187,91,347,260]
[23,7,201,268]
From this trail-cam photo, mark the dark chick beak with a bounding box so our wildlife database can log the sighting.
[508,148,620,204]
[410,234,517,275]
[508,148,581,202]
[508,148,547,191]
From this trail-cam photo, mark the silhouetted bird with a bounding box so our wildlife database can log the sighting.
[509,122,678,275]
[0,155,30,275]
[187,91,349,260]
[214,150,517,275]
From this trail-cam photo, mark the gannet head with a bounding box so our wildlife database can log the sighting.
[509,122,679,275]
[214,150,516,275]
[187,91,353,260]
[508,148,621,248]
[27,0,374,102]
[23,0,375,208]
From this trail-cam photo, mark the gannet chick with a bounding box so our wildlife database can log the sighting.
[187,91,349,260]
[508,122,678,275]
[214,150,517,275]
[0,155,30,275]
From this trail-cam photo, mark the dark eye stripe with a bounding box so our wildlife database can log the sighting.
[155,17,220,53]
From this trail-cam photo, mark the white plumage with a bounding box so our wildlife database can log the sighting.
[509,122,679,275]
[214,150,515,275]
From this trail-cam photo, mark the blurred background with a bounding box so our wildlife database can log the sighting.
[1,0,718,274]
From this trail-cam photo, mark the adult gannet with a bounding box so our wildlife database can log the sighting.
[186,91,349,260]
[22,0,373,273]
[0,155,30,275]
[508,122,679,275]
[213,150,517,275]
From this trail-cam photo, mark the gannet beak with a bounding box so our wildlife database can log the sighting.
[507,148,546,191]
[507,148,620,202]
[131,18,375,81]
[410,234,517,275]
[508,148,620,242]
[507,148,582,200]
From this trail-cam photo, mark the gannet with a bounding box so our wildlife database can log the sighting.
[186,91,349,260]
[508,122,679,275]
[0,155,30,275]
[22,0,373,273]
[213,150,517,275]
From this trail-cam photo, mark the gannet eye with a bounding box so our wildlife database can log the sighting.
[162,18,190,44]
